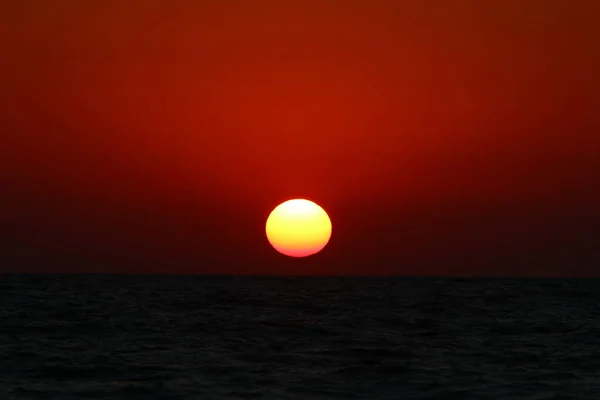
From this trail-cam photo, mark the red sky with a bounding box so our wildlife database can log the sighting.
[1,0,599,275]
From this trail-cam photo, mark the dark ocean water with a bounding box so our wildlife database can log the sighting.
[1,275,600,399]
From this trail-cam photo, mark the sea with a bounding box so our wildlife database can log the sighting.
[1,274,599,399]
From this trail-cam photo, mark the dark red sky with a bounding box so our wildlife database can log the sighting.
[1,1,599,275]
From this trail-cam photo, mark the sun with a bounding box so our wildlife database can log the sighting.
[265,199,332,257]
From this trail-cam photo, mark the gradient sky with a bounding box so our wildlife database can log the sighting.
[2,0,599,275]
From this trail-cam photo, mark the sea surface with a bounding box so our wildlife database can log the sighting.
[1,275,599,399]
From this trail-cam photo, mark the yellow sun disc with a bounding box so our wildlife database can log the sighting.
[265,199,332,257]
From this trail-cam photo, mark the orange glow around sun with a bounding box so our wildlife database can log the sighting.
[265,199,332,257]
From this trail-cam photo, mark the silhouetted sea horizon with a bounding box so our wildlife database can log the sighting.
[2,274,599,399]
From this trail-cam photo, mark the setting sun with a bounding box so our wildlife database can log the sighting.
[265,199,332,258]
